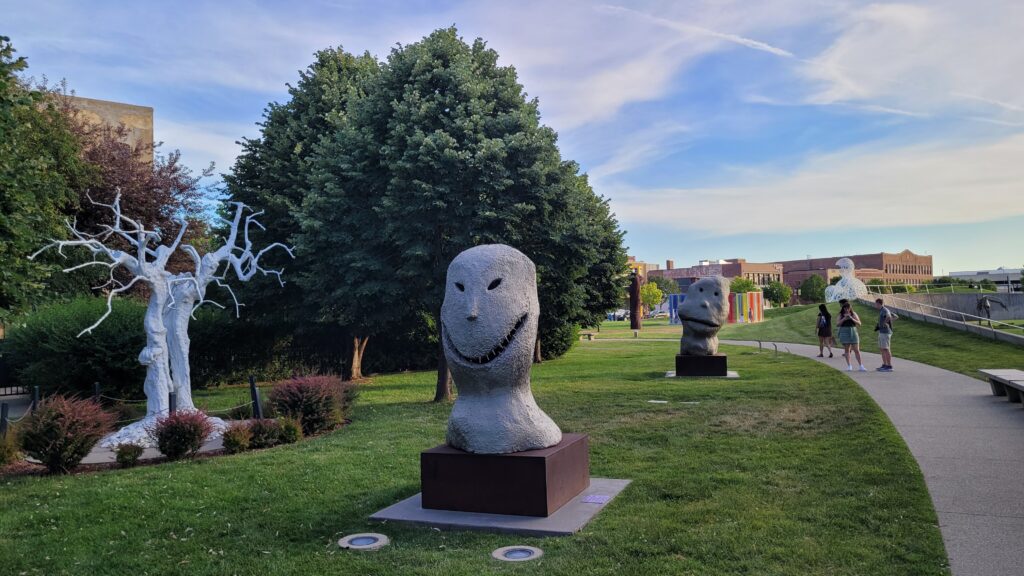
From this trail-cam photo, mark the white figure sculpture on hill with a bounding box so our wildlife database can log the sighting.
[825,257,868,303]
[440,244,562,454]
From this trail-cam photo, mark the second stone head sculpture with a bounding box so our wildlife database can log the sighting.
[441,244,562,454]
[677,276,730,356]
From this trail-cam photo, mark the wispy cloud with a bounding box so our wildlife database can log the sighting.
[598,5,796,58]
[589,122,689,183]
[609,132,1024,235]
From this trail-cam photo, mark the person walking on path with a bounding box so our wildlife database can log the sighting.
[837,301,866,371]
[816,303,834,358]
[874,297,897,371]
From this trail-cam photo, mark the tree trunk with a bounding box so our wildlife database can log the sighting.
[533,339,543,363]
[351,336,369,380]
[433,339,452,402]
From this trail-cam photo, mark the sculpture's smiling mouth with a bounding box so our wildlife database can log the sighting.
[445,313,527,365]
[679,314,720,329]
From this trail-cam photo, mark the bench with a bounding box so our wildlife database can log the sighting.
[979,369,1024,403]
[579,332,595,341]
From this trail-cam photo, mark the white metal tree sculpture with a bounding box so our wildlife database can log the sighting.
[30,193,189,445]
[164,202,293,411]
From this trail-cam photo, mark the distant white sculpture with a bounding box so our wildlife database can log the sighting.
[677,276,730,356]
[31,194,291,447]
[440,244,562,454]
[825,257,868,302]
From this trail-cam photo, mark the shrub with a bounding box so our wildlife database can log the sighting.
[19,395,114,474]
[221,421,252,454]
[277,417,303,445]
[114,442,144,468]
[248,419,282,449]
[269,375,345,436]
[6,297,147,399]
[0,431,19,466]
[151,411,212,461]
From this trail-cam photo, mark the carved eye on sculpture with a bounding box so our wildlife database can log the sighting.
[699,288,704,292]
[488,278,502,290]
[455,282,465,292]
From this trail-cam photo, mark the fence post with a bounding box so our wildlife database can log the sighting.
[31,386,39,413]
[93,382,101,402]
[0,403,8,438]
[249,375,264,420]
[169,391,177,415]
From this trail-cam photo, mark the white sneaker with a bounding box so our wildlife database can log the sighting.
[858,365,867,372]
[847,365,853,371]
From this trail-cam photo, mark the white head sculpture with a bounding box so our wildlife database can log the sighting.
[825,257,868,302]
[677,276,730,356]
[441,244,562,454]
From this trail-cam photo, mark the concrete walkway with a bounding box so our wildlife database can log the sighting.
[724,339,1024,576]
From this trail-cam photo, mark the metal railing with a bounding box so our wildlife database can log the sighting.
[864,282,1006,295]
[862,294,1023,333]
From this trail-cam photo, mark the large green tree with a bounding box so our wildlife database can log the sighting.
[300,28,626,400]
[0,37,92,320]
[224,47,377,326]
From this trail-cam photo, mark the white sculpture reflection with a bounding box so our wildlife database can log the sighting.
[825,258,868,302]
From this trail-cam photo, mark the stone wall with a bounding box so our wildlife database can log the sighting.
[68,96,153,161]
[881,293,1024,321]
[859,298,1024,348]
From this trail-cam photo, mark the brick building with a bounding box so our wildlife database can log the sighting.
[649,258,783,290]
[776,250,933,292]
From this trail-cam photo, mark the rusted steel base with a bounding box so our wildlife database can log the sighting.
[675,354,729,377]
[421,433,590,517]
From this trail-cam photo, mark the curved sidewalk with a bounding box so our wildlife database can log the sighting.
[724,340,1024,576]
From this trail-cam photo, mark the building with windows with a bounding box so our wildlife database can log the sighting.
[950,268,1022,292]
[776,250,932,292]
[649,258,783,290]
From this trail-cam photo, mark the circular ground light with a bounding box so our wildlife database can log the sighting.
[338,533,390,551]
[492,545,544,562]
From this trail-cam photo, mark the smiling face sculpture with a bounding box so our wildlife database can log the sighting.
[441,244,562,454]
[677,276,730,356]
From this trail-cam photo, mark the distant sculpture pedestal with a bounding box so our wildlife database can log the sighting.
[422,433,590,517]
[674,354,736,378]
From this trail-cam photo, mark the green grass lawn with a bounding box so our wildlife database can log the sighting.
[718,303,1024,379]
[0,341,949,575]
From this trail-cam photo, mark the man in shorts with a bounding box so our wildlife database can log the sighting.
[874,298,896,372]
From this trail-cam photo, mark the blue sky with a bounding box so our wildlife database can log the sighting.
[5,0,1023,273]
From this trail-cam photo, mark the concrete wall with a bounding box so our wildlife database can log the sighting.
[68,96,154,161]
[858,299,1024,348]
[884,293,1024,321]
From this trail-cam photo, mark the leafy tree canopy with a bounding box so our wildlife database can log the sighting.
[729,277,759,294]
[648,274,679,295]
[763,280,792,306]
[799,275,827,303]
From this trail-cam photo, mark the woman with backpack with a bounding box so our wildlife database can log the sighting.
[815,303,834,358]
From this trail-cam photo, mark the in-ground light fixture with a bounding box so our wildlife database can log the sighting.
[491,545,544,562]
[338,533,390,551]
